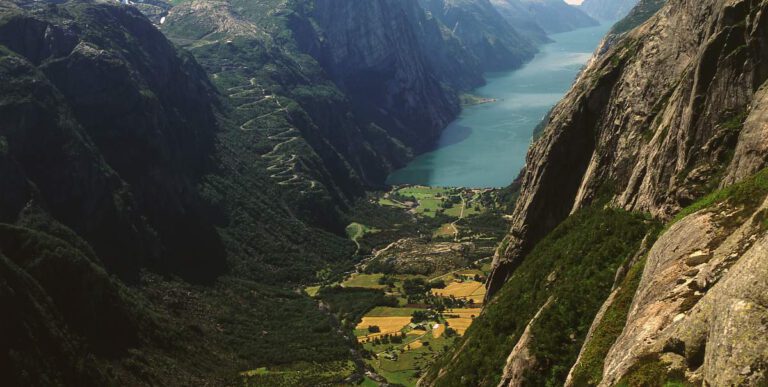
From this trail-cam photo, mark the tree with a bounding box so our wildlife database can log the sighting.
[411,310,430,323]
[429,279,446,289]
[368,325,381,333]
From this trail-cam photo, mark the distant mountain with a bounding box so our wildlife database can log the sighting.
[489,0,551,44]
[579,0,638,21]
[418,0,538,71]
[501,0,598,34]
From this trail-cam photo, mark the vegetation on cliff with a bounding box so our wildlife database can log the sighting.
[425,207,655,386]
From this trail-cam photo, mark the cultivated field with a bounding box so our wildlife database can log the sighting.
[444,308,482,335]
[432,324,445,338]
[405,340,423,350]
[355,316,411,342]
[342,273,386,289]
[367,307,423,317]
[431,280,486,302]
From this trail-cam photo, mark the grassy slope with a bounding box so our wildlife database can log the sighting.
[426,207,655,386]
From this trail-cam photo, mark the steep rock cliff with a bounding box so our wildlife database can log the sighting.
[597,171,768,385]
[306,0,462,152]
[488,0,768,299]
[474,0,768,384]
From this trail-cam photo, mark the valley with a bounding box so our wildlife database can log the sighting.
[4,0,768,386]
[300,185,511,386]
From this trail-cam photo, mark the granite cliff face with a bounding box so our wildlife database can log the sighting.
[472,0,768,384]
[489,0,768,297]
[586,175,768,386]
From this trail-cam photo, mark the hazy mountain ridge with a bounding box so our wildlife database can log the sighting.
[580,0,638,21]
[419,0,539,71]
[511,0,598,34]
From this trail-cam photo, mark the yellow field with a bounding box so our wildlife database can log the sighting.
[446,318,472,335]
[446,308,482,317]
[431,281,486,302]
[432,324,445,338]
[405,340,423,351]
[355,316,411,342]
[444,308,482,335]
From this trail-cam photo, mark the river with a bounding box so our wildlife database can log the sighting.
[386,23,613,188]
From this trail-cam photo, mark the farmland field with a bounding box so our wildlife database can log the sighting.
[432,324,445,338]
[308,185,508,386]
[355,316,412,341]
[367,307,424,317]
[342,273,386,289]
[431,280,486,301]
[444,308,482,335]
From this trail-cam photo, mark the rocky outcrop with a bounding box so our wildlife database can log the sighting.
[601,179,768,385]
[722,84,768,185]
[496,296,554,387]
[367,238,475,275]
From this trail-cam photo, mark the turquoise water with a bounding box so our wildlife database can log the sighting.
[386,23,613,188]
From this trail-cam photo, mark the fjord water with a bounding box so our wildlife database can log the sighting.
[387,23,613,188]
